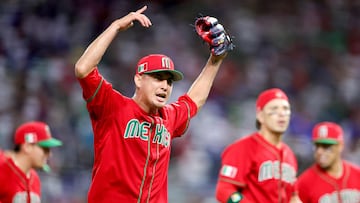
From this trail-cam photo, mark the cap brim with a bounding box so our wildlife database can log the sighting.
[144,70,184,81]
[313,139,339,145]
[37,138,63,148]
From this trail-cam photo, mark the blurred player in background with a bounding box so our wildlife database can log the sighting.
[215,88,301,203]
[297,121,360,203]
[74,5,233,203]
[0,121,63,203]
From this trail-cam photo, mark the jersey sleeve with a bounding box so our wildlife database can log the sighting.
[165,94,198,137]
[216,138,254,202]
[216,138,253,202]
[77,68,104,102]
[215,181,252,203]
[219,138,252,184]
[77,68,125,119]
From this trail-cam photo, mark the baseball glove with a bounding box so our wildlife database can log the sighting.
[195,16,234,56]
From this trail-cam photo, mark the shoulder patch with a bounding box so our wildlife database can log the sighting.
[221,165,238,178]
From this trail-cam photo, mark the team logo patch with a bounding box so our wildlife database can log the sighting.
[138,63,148,73]
[24,133,36,143]
[318,125,329,138]
[221,165,238,178]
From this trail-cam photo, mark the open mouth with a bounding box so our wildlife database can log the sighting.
[156,93,166,99]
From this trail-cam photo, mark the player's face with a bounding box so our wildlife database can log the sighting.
[313,143,341,169]
[258,99,291,135]
[29,144,51,169]
[139,72,174,109]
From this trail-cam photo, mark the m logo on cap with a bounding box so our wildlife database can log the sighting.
[312,122,344,144]
[162,57,171,69]
[317,125,329,138]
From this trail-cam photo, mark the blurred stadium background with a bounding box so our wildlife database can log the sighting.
[1,0,360,202]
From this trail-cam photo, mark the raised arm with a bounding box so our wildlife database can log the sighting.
[187,16,233,110]
[75,6,152,78]
[187,53,226,110]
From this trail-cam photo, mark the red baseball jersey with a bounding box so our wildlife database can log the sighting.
[297,161,360,203]
[0,150,41,203]
[78,68,197,203]
[216,133,298,203]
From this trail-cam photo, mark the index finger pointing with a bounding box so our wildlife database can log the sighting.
[136,5,147,14]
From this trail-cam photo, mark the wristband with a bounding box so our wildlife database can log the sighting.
[227,192,243,203]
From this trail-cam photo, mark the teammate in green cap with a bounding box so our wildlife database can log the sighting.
[0,121,62,203]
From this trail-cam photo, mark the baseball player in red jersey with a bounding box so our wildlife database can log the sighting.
[296,122,360,203]
[74,6,232,203]
[0,121,62,203]
[215,88,302,203]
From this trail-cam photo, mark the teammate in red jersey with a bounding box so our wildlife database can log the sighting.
[215,88,301,203]
[74,6,229,203]
[296,121,360,203]
[0,121,63,203]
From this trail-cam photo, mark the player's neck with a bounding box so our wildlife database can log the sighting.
[132,94,159,115]
[259,130,283,148]
[12,153,32,177]
[326,159,343,178]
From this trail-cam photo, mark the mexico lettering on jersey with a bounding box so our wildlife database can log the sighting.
[124,119,171,147]
[258,160,296,184]
[318,189,360,203]
[297,161,360,203]
[0,150,41,203]
[218,133,298,203]
[78,68,197,203]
